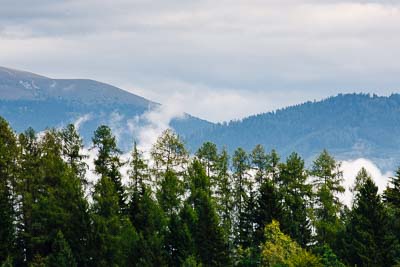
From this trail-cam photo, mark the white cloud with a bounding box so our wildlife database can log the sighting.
[125,80,315,122]
[73,113,91,130]
[2,1,400,121]
[133,95,185,152]
[340,158,391,206]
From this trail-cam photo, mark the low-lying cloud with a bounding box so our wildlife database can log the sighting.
[341,158,392,206]
[2,0,400,121]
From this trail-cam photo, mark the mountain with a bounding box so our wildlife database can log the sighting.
[184,93,400,170]
[2,66,400,170]
[0,66,213,149]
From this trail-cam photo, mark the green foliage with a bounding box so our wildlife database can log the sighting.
[232,148,253,248]
[47,231,77,267]
[1,115,400,266]
[261,220,322,267]
[0,117,17,263]
[343,177,398,266]
[311,150,344,248]
[151,129,188,176]
[92,125,126,211]
[279,152,312,247]
[313,245,345,267]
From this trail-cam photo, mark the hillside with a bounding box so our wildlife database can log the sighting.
[0,66,213,149]
[185,93,400,170]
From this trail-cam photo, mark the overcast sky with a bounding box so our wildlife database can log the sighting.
[1,0,400,122]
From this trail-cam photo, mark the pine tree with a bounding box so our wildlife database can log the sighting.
[232,148,253,248]
[383,167,400,264]
[151,129,188,178]
[157,170,184,217]
[251,144,268,185]
[310,150,344,247]
[254,179,283,245]
[279,152,312,247]
[60,124,88,182]
[15,127,42,263]
[196,141,218,178]
[384,167,400,207]
[129,185,167,266]
[90,175,137,267]
[214,148,233,255]
[187,160,228,266]
[47,231,77,267]
[344,177,397,266]
[92,125,126,211]
[0,117,17,263]
[267,149,280,185]
[128,141,150,195]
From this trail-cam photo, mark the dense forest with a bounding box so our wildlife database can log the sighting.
[187,93,400,170]
[1,116,400,267]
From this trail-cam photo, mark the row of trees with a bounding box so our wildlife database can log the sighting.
[1,116,400,266]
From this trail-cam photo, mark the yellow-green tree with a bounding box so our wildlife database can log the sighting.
[261,220,321,267]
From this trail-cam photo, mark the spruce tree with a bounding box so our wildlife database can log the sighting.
[150,129,188,178]
[187,160,228,266]
[92,125,126,211]
[0,117,17,263]
[310,150,344,247]
[47,231,77,267]
[196,141,218,179]
[254,179,283,245]
[279,152,312,247]
[214,148,233,254]
[60,124,88,183]
[90,175,137,267]
[251,144,268,185]
[344,177,397,266]
[232,147,253,248]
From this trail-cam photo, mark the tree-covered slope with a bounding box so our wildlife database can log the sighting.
[185,93,400,169]
[0,66,213,149]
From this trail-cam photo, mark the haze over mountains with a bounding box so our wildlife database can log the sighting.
[0,66,212,150]
[1,66,400,170]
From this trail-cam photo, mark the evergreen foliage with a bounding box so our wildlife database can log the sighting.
[0,115,399,266]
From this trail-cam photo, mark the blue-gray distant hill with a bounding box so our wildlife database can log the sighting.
[184,93,400,170]
[2,66,400,170]
[0,66,212,150]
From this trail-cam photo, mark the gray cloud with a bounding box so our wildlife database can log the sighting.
[1,0,400,121]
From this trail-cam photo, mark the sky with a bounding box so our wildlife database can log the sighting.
[1,0,400,122]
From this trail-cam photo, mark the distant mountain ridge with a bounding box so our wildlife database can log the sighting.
[0,66,155,106]
[1,66,400,170]
[184,93,400,170]
[0,66,213,150]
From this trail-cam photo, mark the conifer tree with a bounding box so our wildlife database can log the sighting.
[92,125,126,211]
[47,231,77,267]
[279,152,312,247]
[254,179,283,245]
[267,149,280,185]
[0,117,17,263]
[214,148,233,253]
[60,124,88,184]
[128,141,149,194]
[344,177,397,266]
[15,127,42,263]
[310,150,344,247]
[232,148,254,248]
[90,175,137,267]
[196,141,218,179]
[187,160,228,266]
[251,144,268,185]
[151,129,188,178]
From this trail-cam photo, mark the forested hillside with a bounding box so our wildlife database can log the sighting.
[0,66,213,150]
[186,93,400,170]
[1,116,400,266]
